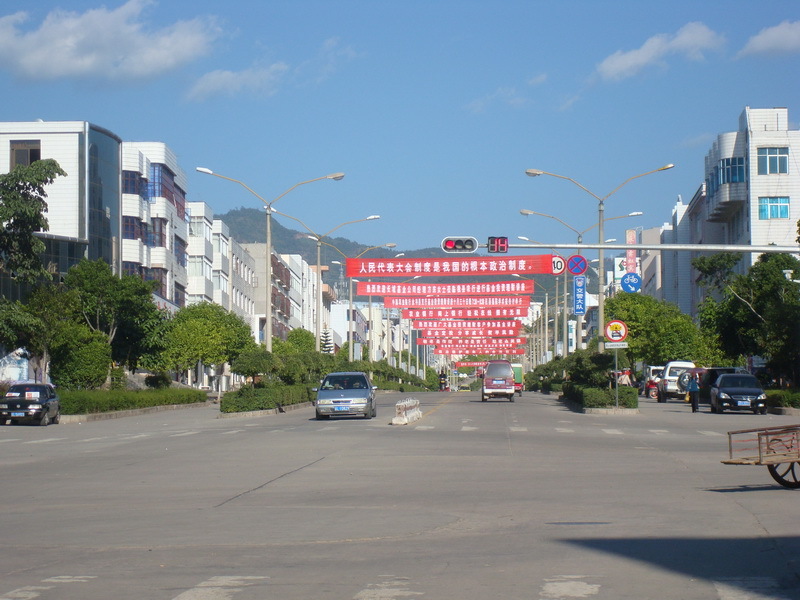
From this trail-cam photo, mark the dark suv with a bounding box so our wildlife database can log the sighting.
[1,383,60,426]
[481,359,515,402]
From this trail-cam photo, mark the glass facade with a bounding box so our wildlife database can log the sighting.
[86,126,121,272]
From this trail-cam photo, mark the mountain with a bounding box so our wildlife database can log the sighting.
[214,207,567,300]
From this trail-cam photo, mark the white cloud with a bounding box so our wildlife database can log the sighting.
[466,87,528,113]
[0,0,220,82]
[527,73,547,86]
[595,22,724,82]
[738,20,800,57]
[185,63,289,101]
[294,37,359,85]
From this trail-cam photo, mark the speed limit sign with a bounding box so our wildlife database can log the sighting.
[551,255,566,275]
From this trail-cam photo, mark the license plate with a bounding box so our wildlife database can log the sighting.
[737,400,751,407]
[334,406,350,412]
[493,379,504,384]
[11,412,25,417]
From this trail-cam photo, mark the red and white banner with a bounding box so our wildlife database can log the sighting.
[421,337,525,347]
[356,280,533,296]
[420,327,521,338]
[435,348,525,355]
[385,296,529,309]
[626,229,637,273]
[403,307,528,319]
[346,255,554,277]
[413,320,521,330]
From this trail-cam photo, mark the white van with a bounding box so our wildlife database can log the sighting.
[656,361,695,402]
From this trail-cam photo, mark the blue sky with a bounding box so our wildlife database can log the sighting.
[1,0,799,254]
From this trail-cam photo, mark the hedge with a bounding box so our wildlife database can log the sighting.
[220,384,313,413]
[766,390,800,409]
[59,388,207,414]
[561,381,639,409]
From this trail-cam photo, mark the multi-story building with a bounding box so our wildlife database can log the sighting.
[0,120,122,300]
[121,142,188,312]
[185,201,215,305]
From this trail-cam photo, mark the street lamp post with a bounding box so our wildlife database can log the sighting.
[519,210,643,350]
[277,212,379,351]
[195,167,344,351]
[525,164,673,350]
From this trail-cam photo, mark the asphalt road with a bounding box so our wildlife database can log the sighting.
[1,390,799,600]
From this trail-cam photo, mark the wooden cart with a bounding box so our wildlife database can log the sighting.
[721,424,800,489]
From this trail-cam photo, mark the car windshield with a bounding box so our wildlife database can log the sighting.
[486,363,512,377]
[321,376,368,390]
[6,385,50,398]
[720,376,759,388]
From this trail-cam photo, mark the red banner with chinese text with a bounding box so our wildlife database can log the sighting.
[346,255,553,277]
[385,296,529,309]
[434,348,525,355]
[356,280,533,296]
[402,307,528,319]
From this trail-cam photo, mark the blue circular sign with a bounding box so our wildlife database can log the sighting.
[567,255,588,275]
[621,272,642,293]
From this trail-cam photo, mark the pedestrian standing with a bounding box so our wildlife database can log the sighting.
[687,374,700,413]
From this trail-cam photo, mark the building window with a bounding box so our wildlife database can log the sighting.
[123,262,143,277]
[757,147,789,175]
[146,267,168,298]
[123,216,146,241]
[10,140,41,169]
[174,236,188,267]
[148,218,167,247]
[758,197,790,220]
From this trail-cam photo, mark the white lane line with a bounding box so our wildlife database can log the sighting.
[602,429,623,435]
[556,428,574,433]
[461,426,479,432]
[649,429,670,434]
[0,438,22,443]
[23,438,66,444]
[169,431,200,437]
[509,427,528,432]
[539,575,600,598]
[171,575,269,599]
[698,430,724,436]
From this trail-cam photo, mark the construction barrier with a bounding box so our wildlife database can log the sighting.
[392,397,422,425]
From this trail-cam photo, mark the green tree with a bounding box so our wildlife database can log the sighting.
[605,293,703,366]
[230,345,281,383]
[64,259,162,370]
[0,159,66,282]
[49,322,111,389]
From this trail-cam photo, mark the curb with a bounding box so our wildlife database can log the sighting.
[217,401,312,419]
[58,401,210,423]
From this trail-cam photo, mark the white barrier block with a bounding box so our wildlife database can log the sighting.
[392,397,422,425]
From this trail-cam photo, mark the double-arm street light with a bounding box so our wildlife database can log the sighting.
[270,210,380,351]
[524,164,674,350]
[195,167,344,351]
[328,242,397,361]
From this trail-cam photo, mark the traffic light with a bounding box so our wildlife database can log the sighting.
[441,236,478,253]
[487,236,509,253]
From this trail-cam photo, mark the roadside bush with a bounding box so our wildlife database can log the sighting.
[766,390,800,409]
[59,388,206,414]
[50,326,110,390]
[561,381,638,409]
[145,371,172,389]
[220,383,312,413]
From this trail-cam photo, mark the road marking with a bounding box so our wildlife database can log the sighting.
[509,427,528,432]
[0,585,52,599]
[23,438,66,444]
[354,576,423,599]
[0,438,22,443]
[461,426,479,431]
[221,430,245,435]
[170,431,200,437]
[171,575,269,599]
[712,576,791,600]
[602,429,623,435]
[698,430,724,436]
[649,429,670,434]
[79,436,110,442]
[539,575,600,598]
[556,428,574,433]
[414,425,435,430]
[41,576,97,583]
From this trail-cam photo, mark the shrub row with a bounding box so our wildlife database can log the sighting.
[561,381,639,409]
[59,388,207,414]
[220,384,313,413]
[766,390,800,409]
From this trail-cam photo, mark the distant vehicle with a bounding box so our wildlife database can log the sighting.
[313,372,377,420]
[481,359,515,402]
[0,383,60,426]
[643,366,664,398]
[679,366,748,402]
[710,373,767,414]
[657,361,695,402]
[511,363,524,396]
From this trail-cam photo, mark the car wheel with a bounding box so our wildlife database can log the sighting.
[760,407,768,415]
[481,394,487,402]
[0,418,6,425]
[372,404,377,418]
[39,412,50,427]
[363,407,372,419]
[52,409,60,424]
[509,395,515,402]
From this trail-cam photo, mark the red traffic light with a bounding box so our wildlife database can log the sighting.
[441,236,478,253]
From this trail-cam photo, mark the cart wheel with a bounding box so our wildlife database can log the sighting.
[767,463,800,489]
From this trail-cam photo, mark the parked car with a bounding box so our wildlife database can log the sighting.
[656,361,695,402]
[481,359,516,402]
[0,383,60,426]
[710,373,768,414]
[679,366,748,402]
[313,372,377,420]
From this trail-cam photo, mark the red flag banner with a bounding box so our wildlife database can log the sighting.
[346,255,553,277]
[420,337,525,347]
[435,348,525,355]
[413,320,521,330]
[403,307,528,319]
[356,280,533,296]
[385,296,529,309]
[420,328,521,338]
